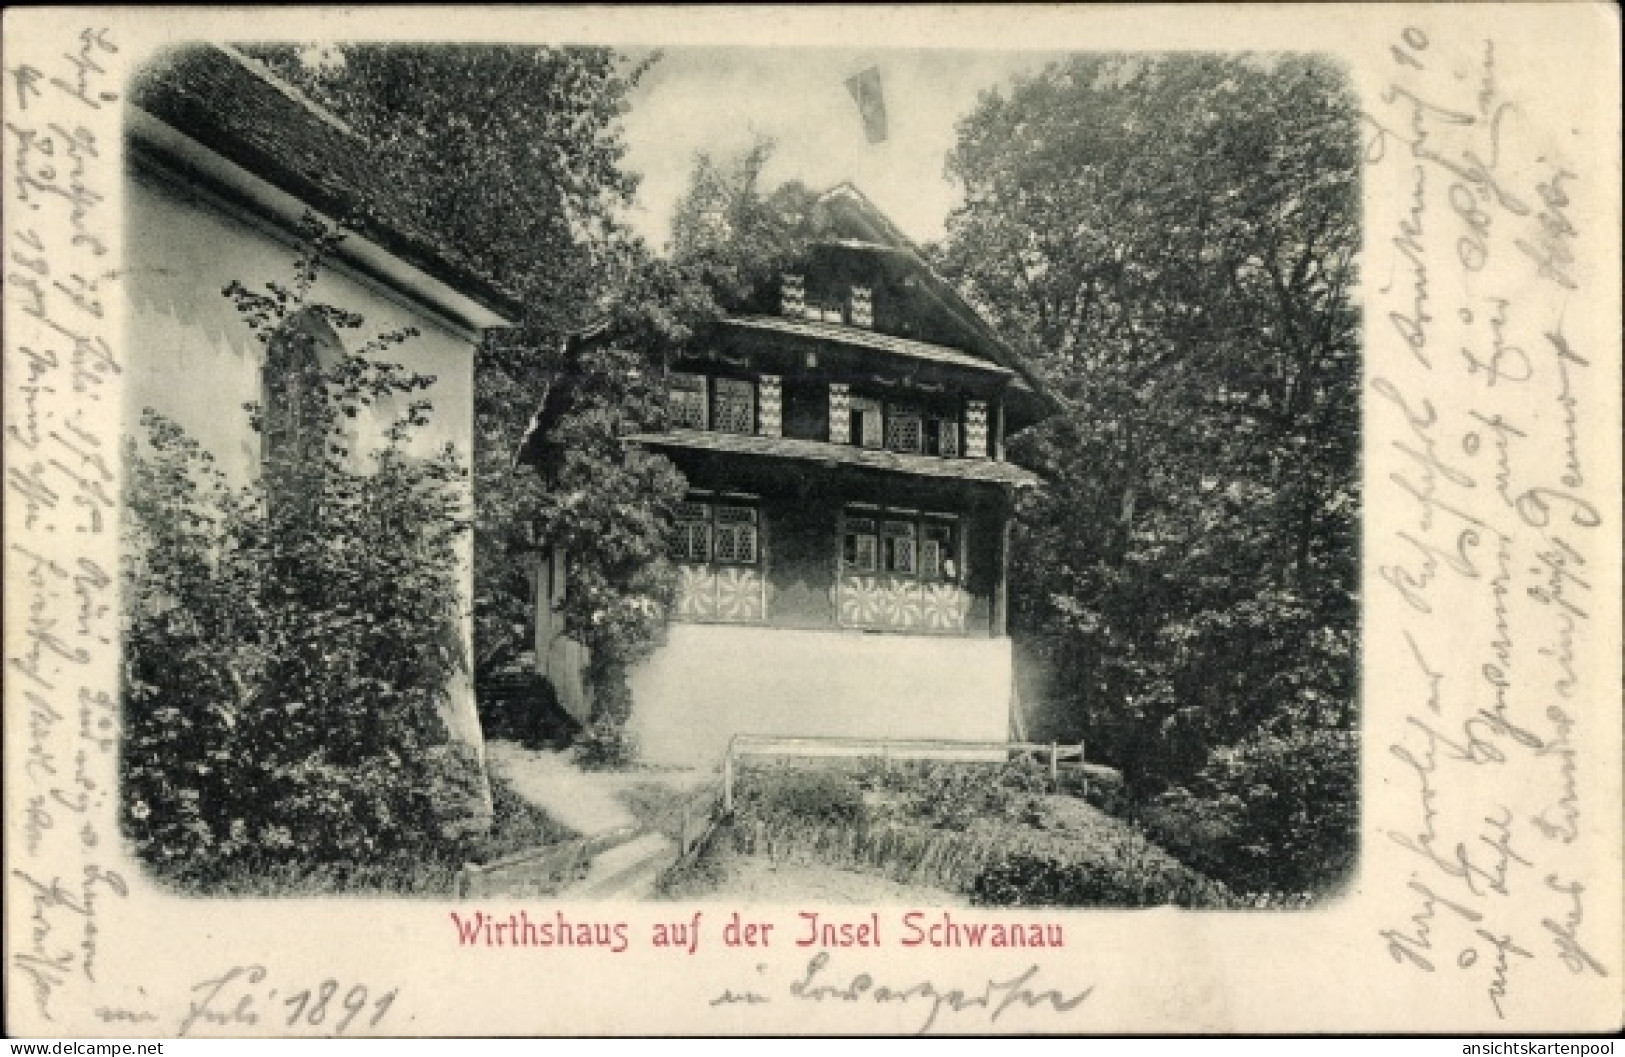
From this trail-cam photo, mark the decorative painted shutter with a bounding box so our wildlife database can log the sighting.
[757,374,782,436]
[850,285,873,328]
[780,273,804,317]
[965,400,989,458]
[828,383,851,443]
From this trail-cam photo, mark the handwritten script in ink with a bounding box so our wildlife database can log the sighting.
[5,26,126,1027]
[707,951,1093,1035]
[1363,25,1608,1020]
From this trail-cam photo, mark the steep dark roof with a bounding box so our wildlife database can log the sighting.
[128,44,523,321]
[804,184,1062,420]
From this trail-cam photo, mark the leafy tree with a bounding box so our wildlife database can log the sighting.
[938,53,1360,895]
[245,46,693,750]
[668,137,821,309]
[122,222,486,882]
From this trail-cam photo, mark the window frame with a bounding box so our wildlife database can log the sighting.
[672,494,760,567]
[842,506,962,584]
[885,403,925,455]
[839,392,963,459]
[712,376,757,435]
[668,371,710,431]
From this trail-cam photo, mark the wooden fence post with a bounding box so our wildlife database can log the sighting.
[723,741,735,814]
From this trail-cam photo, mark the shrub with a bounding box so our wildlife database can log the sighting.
[573,715,639,770]
[1139,725,1357,898]
[970,843,1231,908]
[737,766,864,826]
[858,758,1051,831]
[122,220,488,884]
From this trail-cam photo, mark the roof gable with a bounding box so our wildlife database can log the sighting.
[769,183,1061,421]
[129,44,523,323]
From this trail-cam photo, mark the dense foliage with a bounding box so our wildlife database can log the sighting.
[122,227,486,882]
[938,54,1361,897]
[667,137,821,309]
[246,46,694,758]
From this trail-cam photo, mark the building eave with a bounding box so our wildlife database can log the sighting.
[722,315,1014,378]
[128,44,524,332]
[624,429,1041,489]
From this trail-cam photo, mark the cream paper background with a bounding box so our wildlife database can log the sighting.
[4,4,1620,1037]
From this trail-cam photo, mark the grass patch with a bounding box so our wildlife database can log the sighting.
[165,772,572,897]
[691,758,1231,908]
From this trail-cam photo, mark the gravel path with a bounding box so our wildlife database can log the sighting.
[481,738,711,832]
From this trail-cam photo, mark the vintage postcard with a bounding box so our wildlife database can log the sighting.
[4,4,1620,1037]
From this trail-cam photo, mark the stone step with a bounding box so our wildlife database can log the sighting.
[566,832,677,900]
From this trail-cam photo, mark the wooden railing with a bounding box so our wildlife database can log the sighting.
[722,734,1117,811]
[462,736,1121,892]
[672,782,723,862]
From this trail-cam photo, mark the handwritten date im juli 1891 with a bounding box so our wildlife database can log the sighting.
[178,965,398,1037]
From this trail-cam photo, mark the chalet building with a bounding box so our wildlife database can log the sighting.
[126,45,522,810]
[523,185,1059,765]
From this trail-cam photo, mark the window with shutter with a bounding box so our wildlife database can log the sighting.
[883,520,918,574]
[922,521,956,580]
[928,415,961,457]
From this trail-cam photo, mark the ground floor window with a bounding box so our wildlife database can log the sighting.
[843,507,960,583]
[672,494,764,623]
[672,497,759,565]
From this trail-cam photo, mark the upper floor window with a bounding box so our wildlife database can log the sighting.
[669,371,709,430]
[836,388,962,458]
[263,309,343,470]
[885,404,923,454]
[262,309,350,523]
[927,415,960,457]
[781,273,875,328]
[668,371,759,435]
[849,395,884,448]
[713,377,756,434]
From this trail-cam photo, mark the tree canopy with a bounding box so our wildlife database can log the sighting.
[938,53,1361,894]
[245,45,690,704]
